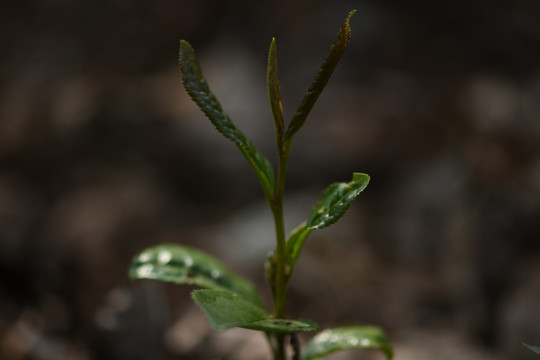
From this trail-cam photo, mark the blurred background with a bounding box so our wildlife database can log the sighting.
[1,0,540,359]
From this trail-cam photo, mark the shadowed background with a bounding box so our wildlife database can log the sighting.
[1,1,540,359]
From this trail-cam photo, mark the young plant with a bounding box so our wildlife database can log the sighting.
[129,10,393,360]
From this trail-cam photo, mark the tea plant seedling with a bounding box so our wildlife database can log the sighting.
[129,10,393,360]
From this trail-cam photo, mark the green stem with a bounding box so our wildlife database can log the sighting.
[272,147,289,316]
[269,141,291,360]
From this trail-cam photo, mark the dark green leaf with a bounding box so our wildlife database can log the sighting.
[307,172,369,230]
[267,37,284,140]
[245,318,318,333]
[179,40,275,195]
[192,290,318,333]
[520,341,540,355]
[302,326,393,360]
[192,290,269,330]
[284,10,356,144]
[129,244,263,307]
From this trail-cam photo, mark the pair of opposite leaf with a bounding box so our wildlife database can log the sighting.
[130,10,393,360]
[178,10,355,199]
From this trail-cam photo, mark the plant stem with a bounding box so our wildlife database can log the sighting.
[271,191,286,316]
[275,333,286,360]
[269,141,291,360]
[272,145,290,315]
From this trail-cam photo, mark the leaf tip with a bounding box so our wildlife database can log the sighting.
[269,37,277,58]
[179,39,191,52]
[352,172,370,184]
[345,10,357,31]
[343,10,356,41]
[178,39,194,69]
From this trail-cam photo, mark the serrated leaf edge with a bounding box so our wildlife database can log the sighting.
[284,10,356,144]
[179,40,276,195]
[307,172,369,230]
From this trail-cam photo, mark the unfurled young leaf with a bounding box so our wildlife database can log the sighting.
[129,244,263,307]
[302,326,393,360]
[268,37,285,141]
[284,10,356,144]
[179,40,275,196]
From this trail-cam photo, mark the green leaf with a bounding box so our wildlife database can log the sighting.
[285,173,369,276]
[245,318,318,333]
[267,37,284,141]
[192,290,318,333]
[520,341,540,355]
[179,40,275,196]
[129,244,263,307]
[284,10,356,144]
[307,172,369,230]
[302,326,393,360]
[192,290,269,330]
